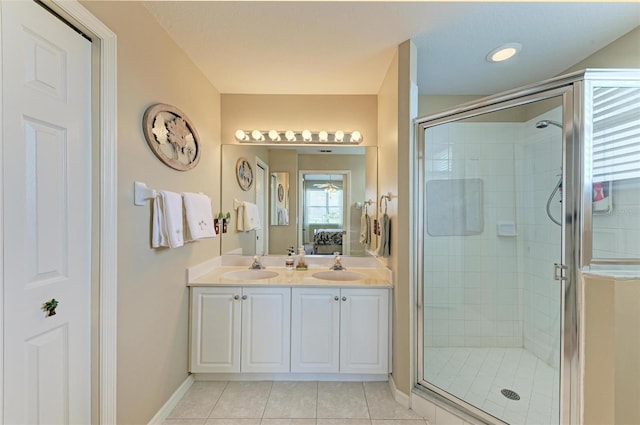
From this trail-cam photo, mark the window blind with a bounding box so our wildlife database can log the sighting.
[591,86,640,183]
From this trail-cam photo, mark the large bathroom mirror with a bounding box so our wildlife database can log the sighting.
[220,144,378,256]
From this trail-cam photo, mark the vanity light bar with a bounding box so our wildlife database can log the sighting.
[235,129,363,144]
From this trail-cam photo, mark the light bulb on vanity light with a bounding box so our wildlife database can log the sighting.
[235,130,249,142]
[334,130,344,143]
[350,131,362,143]
[302,129,312,142]
[285,130,296,142]
[251,130,265,141]
[318,130,329,142]
[268,130,281,142]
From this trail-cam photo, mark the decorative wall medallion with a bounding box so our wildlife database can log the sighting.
[236,157,254,191]
[143,103,201,171]
[278,183,285,202]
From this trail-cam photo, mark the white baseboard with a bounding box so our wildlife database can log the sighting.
[194,372,388,382]
[147,375,194,425]
[388,374,411,408]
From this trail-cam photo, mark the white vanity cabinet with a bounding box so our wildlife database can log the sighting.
[291,287,389,374]
[189,286,290,373]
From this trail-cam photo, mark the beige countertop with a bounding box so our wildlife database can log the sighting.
[188,266,392,288]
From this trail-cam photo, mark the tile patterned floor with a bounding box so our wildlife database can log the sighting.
[424,347,560,425]
[163,381,427,425]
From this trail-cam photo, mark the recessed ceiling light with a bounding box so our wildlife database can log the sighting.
[486,43,522,63]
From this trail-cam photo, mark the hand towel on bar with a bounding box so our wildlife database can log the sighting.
[359,211,371,245]
[152,190,184,248]
[277,207,289,225]
[182,192,217,241]
[152,194,167,248]
[243,201,261,230]
[377,213,390,257]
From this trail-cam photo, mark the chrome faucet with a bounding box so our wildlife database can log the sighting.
[249,256,265,270]
[330,253,346,271]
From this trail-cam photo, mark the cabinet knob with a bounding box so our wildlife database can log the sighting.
[334,296,339,301]
[342,296,347,301]
[242,295,248,300]
[233,295,240,300]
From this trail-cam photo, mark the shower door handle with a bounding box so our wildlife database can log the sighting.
[553,263,568,281]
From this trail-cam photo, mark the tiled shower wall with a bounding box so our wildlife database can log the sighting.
[423,115,563,367]
[423,122,521,348]
[515,110,563,366]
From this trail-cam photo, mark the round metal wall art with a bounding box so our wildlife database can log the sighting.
[236,157,254,191]
[142,103,201,171]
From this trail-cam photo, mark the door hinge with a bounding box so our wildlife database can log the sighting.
[553,263,568,281]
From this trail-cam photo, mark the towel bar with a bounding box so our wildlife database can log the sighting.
[134,181,157,206]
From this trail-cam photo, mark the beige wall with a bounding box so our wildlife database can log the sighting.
[81,2,222,424]
[582,274,640,425]
[564,26,640,73]
[377,40,418,395]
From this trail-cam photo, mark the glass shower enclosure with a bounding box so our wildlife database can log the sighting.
[415,69,640,425]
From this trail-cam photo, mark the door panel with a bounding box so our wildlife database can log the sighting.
[340,288,389,374]
[190,287,241,373]
[241,287,291,373]
[2,1,92,423]
[291,287,340,373]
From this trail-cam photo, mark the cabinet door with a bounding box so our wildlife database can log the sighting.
[291,287,340,373]
[241,287,291,373]
[190,287,242,373]
[340,288,389,374]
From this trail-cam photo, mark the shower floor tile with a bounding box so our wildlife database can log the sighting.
[424,347,560,425]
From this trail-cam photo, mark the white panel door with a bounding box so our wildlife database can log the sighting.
[291,287,340,373]
[340,288,389,374]
[190,287,242,373]
[2,1,92,423]
[241,287,291,373]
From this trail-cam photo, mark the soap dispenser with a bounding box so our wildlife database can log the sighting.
[295,245,308,270]
[285,246,295,270]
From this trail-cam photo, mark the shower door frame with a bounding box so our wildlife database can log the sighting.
[414,75,583,425]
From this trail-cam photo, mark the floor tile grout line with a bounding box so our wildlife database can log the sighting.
[315,381,319,420]
[206,380,230,419]
[261,380,275,421]
[361,381,372,422]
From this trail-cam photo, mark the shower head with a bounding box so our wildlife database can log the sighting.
[535,119,562,129]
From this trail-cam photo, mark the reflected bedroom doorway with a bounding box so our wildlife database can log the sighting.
[299,171,351,256]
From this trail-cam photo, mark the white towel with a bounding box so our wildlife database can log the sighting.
[182,192,217,241]
[243,201,261,230]
[236,201,261,231]
[359,211,371,245]
[277,207,289,225]
[377,213,390,258]
[152,190,184,248]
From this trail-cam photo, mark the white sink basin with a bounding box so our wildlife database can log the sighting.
[311,270,367,282]
[221,270,279,281]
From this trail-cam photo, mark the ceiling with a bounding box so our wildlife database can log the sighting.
[144,1,640,96]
